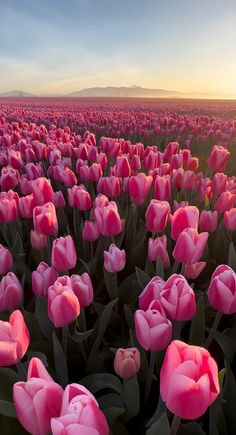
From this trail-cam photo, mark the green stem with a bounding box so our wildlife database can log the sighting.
[62,325,68,359]
[205,311,222,349]
[172,260,179,274]
[145,351,155,404]
[170,415,181,435]
[16,360,27,379]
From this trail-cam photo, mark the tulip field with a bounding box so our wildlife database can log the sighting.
[1,97,236,434]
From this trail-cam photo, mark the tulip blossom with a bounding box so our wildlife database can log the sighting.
[145,200,170,233]
[33,202,58,236]
[148,236,170,269]
[129,172,153,205]
[134,309,172,351]
[170,206,199,241]
[0,272,23,311]
[51,235,77,272]
[48,275,80,327]
[160,274,196,321]
[0,310,30,366]
[114,348,140,380]
[160,340,219,419]
[0,244,13,275]
[139,276,165,311]
[207,265,236,314]
[173,228,208,265]
[104,244,126,273]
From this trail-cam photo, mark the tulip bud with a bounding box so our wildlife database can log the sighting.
[114,348,140,380]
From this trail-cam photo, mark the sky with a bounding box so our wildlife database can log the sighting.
[0,0,236,97]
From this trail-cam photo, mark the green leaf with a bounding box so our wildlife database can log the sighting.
[35,296,54,341]
[222,359,236,430]
[26,351,48,367]
[52,332,68,388]
[228,242,236,271]
[135,267,150,289]
[0,401,17,418]
[12,232,24,255]
[189,295,205,346]
[98,393,125,426]
[87,299,118,373]
[80,373,123,395]
[103,268,118,300]
[146,413,170,435]
[218,368,226,390]
[70,329,93,343]
[155,258,164,279]
[118,273,139,305]
[122,375,140,421]
[206,329,236,363]
[0,368,21,401]
[179,422,206,435]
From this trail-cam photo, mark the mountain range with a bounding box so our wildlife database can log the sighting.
[0,86,214,98]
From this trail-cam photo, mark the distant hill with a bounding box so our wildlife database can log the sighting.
[0,90,34,97]
[67,86,181,98]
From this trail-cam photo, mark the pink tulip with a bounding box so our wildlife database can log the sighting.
[170,206,199,241]
[82,220,100,241]
[160,274,196,321]
[134,309,172,351]
[172,200,189,212]
[145,200,170,233]
[59,167,77,187]
[114,348,140,380]
[207,265,236,314]
[207,145,230,172]
[184,262,206,279]
[160,340,219,419]
[14,359,63,435]
[154,175,171,201]
[0,244,13,274]
[51,235,77,272]
[224,208,236,231]
[0,166,19,191]
[97,176,121,198]
[104,244,126,273]
[199,210,218,232]
[129,173,153,205]
[31,177,54,206]
[148,236,170,269]
[33,202,58,236]
[51,383,109,435]
[30,230,47,251]
[130,155,141,171]
[0,310,30,366]
[18,194,36,219]
[173,228,208,265]
[54,191,66,208]
[0,272,23,311]
[212,173,228,195]
[90,163,103,182]
[116,155,131,177]
[71,273,94,308]
[214,191,235,213]
[94,202,125,237]
[93,194,109,209]
[180,170,195,191]
[48,275,80,327]
[68,185,92,210]
[187,157,199,171]
[32,262,58,297]
[139,276,165,311]
[0,197,18,223]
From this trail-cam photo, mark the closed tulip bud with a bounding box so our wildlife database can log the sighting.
[214,191,235,213]
[207,145,230,172]
[170,206,199,241]
[224,208,236,231]
[160,340,219,419]
[149,234,170,265]
[114,348,140,380]
[14,364,63,435]
[0,310,30,366]
[139,276,165,311]
[0,272,23,311]
[207,265,236,314]
[172,168,184,190]
[170,153,183,170]
[93,194,109,209]
[94,202,125,237]
[31,177,54,206]
[0,244,13,274]
[30,230,47,251]
[18,194,36,219]
[187,157,199,171]
[212,173,228,195]
[180,170,195,191]
[97,176,121,198]
[0,167,19,191]
[199,210,218,232]
[134,309,172,351]
[130,155,141,171]
[71,273,94,308]
[48,275,80,327]
[184,261,206,279]
[33,202,58,236]
[32,262,58,297]
[79,164,91,181]
[173,200,189,212]
[25,163,44,181]
[173,228,208,265]
[59,167,77,187]
[54,191,66,208]
[104,243,126,273]
[51,383,109,435]
[129,173,153,205]
[0,197,18,223]
[90,163,103,182]
[116,155,131,177]
[68,185,92,210]
[154,175,171,201]
[163,141,179,162]
[160,274,196,321]
[82,220,99,241]
[51,235,77,272]
[145,200,170,233]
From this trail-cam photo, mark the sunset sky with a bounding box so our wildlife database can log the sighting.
[0,0,236,97]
